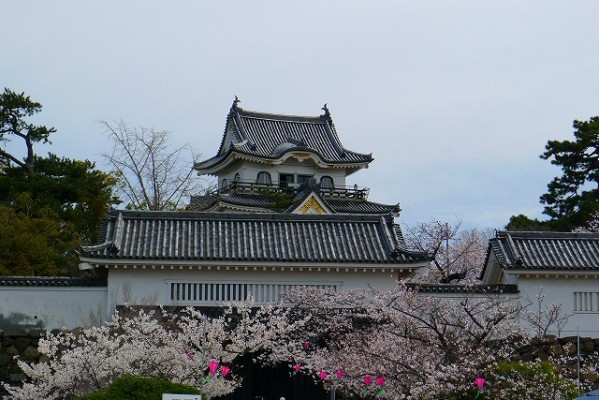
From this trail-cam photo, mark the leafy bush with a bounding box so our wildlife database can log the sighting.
[488,360,579,400]
[77,374,202,400]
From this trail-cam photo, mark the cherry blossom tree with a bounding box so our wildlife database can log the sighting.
[3,298,307,400]
[268,284,581,400]
[522,288,572,338]
[574,211,599,232]
[405,220,491,283]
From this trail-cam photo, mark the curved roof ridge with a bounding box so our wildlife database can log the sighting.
[235,105,327,123]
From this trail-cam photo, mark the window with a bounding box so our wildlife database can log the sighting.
[573,292,599,313]
[170,281,338,305]
[278,174,313,188]
[279,173,294,187]
[256,171,272,185]
[297,175,312,186]
[320,176,334,189]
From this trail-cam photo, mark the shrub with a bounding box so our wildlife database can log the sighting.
[77,374,202,400]
[488,360,578,400]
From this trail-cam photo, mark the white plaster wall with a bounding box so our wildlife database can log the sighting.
[516,276,599,337]
[0,286,108,330]
[220,160,347,188]
[107,267,401,311]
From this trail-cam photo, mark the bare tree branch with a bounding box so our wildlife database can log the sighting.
[100,120,205,210]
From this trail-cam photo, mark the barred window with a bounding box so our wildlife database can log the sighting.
[169,281,338,305]
[573,292,599,313]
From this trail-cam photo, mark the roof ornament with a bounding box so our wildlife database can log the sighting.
[107,243,120,256]
[231,96,240,111]
[322,103,330,118]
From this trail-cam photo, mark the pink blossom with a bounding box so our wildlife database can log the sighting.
[335,369,343,380]
[303,341,311,349]
[363,375,372,386]
[375,375,385,386]
[319,370,327,380]
[293,363,301,373]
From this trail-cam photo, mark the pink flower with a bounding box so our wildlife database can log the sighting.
[475,376,485,390]
[293,363,301,373]
[335,369,343,380]
[221,365,231,377]
[375,375,385,386]
[319,370,327,380]
[303,341,311,349]
[208,360,219,375]
[363,375,372,386]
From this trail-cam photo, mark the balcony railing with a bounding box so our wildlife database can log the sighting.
[214,179,369,200]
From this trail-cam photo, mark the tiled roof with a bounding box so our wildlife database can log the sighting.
[187,192,399,215]
[486,231,599,272]
[187,193,276,212]
[80,210,429,265]
[407,283,519,294]
[196,102,373,172]
[0,277,107,287]
[326,199,400,215]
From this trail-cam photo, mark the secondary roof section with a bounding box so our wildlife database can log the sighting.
[79,209,429,267]
[481,231,599,282]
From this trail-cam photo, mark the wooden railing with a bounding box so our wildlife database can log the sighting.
[214,180,369,200]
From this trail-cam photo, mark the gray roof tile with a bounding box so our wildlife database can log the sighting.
[81,210,428,265]
[407,283,519,294]
[196,102,373,171]
[0,277,107,287]
[187,192,399,215]
[487,231,599,271]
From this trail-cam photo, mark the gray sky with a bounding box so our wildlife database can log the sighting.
[3,1,599,229]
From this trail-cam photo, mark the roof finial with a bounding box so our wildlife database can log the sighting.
[322,103,330,116]
[231,96,240,111]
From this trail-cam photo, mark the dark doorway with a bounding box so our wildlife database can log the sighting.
[219,356,328,400]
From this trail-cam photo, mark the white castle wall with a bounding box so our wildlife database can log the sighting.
[0,285,108,331]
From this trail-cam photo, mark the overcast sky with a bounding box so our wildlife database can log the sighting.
[2,1,599,230]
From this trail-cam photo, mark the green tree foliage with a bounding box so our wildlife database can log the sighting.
[505,214,551,231]
[0,154,117,242]
[539,117,599,230]
[0,203,77,276]
[507,116,599,231]
[0,156,116,275]
[76,374,202,400]
[0,88,117,276]
[0,88,56,176]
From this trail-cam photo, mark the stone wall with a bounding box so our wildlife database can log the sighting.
[0,329,45,392]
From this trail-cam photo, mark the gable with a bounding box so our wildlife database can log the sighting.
[291,192,332,215]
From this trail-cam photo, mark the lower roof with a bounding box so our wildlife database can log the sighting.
[80,209,429,266]
[187,192,400,215]
[484,231,599,273]
[0,277,107,287]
